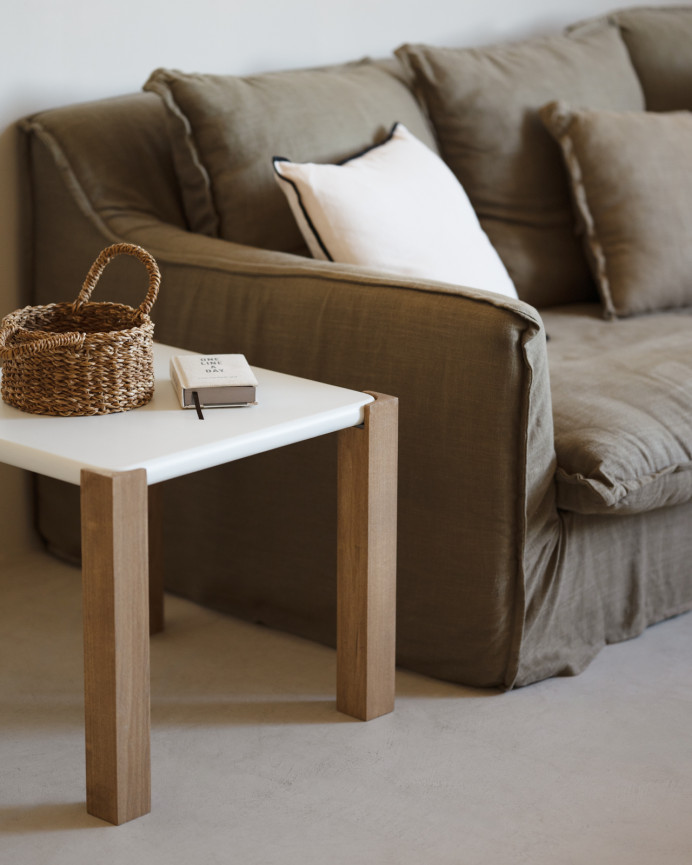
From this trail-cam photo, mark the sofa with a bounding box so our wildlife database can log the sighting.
[16,5,692,688]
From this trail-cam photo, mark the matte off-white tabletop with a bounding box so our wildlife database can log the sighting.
[0,343,374,485]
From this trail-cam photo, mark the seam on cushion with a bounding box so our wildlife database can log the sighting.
[143,71,220,238]
[555,467,622,508]
[18,119,119,245]
[555,460,692,507]
[550,113,617,321]
[393,46,445,157]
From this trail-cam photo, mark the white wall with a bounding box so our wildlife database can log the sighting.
[0,0,668,558]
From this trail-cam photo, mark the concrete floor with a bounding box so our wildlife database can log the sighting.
[1,549,691,865]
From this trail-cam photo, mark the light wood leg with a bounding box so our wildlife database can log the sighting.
[81,468,151,825]
[148,483,165,635]
[337,392,398,721]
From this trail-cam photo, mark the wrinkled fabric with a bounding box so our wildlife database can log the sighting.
[545,305,692,513]
[397,26,644,309]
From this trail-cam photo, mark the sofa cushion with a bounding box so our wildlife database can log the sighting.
[143,61,436,252]
[540,103,692,319]
[543,304,692,515]
[273,123,517,297]
[570,7,692,111]
[396,25,644,310]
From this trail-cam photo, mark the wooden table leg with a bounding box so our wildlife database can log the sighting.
[148,482,165,635]
[336,392,398,721]
[81,468,151,825]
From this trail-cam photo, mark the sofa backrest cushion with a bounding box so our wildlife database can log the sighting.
[571,6,692,111]
[397,25,645,310]
[23,93,187,233]
[144,60,436,253]
[541,102,692,319]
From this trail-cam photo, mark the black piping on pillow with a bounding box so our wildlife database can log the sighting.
[272,157,334,260]
[272,122,401,262]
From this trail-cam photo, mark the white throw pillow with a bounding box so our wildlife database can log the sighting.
[272,123,517,298]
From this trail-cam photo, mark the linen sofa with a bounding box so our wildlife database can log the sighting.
[16,5,692,688]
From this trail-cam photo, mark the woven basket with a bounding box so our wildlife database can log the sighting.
[0,243,160,416]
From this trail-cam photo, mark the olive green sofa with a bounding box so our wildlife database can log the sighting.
[17,5,692,688]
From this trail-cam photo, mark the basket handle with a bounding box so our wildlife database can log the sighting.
[72,243,161,317]
[0,323,86,360]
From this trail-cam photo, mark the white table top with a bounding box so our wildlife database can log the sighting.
[0,343,373,485]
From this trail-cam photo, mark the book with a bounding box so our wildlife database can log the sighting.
[170,354,258,409]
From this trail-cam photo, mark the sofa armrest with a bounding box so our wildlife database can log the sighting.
[114,219,558,687]
[22,99,557,685]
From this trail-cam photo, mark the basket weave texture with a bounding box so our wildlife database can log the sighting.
[0,243,161,416]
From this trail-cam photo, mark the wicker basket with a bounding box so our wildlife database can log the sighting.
[0,243,161,416]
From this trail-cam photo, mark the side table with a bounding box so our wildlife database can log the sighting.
[0,343,397,825]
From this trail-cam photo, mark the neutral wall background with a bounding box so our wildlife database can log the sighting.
[0,0,670,558]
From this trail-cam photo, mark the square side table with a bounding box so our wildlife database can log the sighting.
[0,344,397,825]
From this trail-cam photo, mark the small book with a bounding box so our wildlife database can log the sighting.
[170,354,258,409]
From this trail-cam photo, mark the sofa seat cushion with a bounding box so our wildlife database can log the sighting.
[543,304,692,515]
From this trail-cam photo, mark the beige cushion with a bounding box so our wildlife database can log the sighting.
[396,25,644,309]
[540,103,692,319]
[570,7,692,111]
[544,304,692,515]
[273,123,517,297]
[143,61,436,252]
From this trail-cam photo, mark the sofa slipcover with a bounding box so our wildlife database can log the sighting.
[16,5,692,689]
